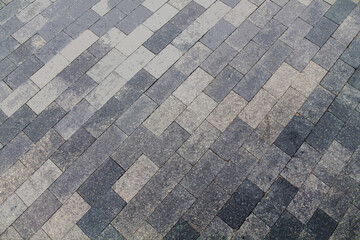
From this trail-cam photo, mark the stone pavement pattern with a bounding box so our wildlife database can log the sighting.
[0,0,360,239]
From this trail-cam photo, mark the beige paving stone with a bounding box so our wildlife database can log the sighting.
[291,61,328,98]
[194,0,216,8]
[27,77,68,115]
[145,44,183,79]
[12,15,48,43]
[176,92,217,133]
[30,230,51,240]
[87,49,126,83]
[173,68,213,105]
[116,25,153,56]
[0,226,22,240]
[115,46,155,80]
[196,1,231,29]
[142,0,168,11]
[268,87,307,126]
[63,226,89,240]
[113,155,159,202]
[0,80,39,117]
[0,161,31,205]
[239,89,277,129]
[168,0,192,9]
[172,21,208,52]
[60,30,98,62]
[143,4,179,32]
[16,0,51,23]
[143,95,186,136]
[130,222,162,240]
[0,194,27,235]
[30,54,70,88]
[42,193,90,240]
[16,160,62,207]
[207,91,247,132]
[224,0,257,27]
[263,62,300,99]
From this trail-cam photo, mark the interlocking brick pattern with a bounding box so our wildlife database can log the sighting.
[0,0,359,239]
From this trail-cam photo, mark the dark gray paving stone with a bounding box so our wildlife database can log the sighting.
[77,190,126,239]
[96,225,125,240]
[116,5,151,35]
[23,103,66,142]
[230,41,266,74]
[341,35,360,68]
[163,219,200,240]
[0,37,19,62]
[274,0,306,26]
[35,31,72,63]
[0,105,35,145]
[180,150,226,197]
[264,211,304,240]
[299,86,335,124]
[211,117,253,160]
[313,37,346,70]
[0,16,24,42]
[325,0,356,24]
[248,0,281,28]
[330,59,355,79]
[67,0,99,19]
[204,65,243,103]
[148,185,196,235]
[4,54,43,89]
[349,68,360,91]
[8,35,45,66]
[280,18,313,49]
[145,153,191,201]
[201,43,238,77]
[218,179,264,229]
[215,147,258,194]
[329,205,360,240]
[343,148,360,184]
[116,0,144,14]
[199,217,234,240]
[303,208,338,240]
[65,9,101,38]
[233,64,271,101]
[321,72,348,95]
[0,58,16,81]
[306,17,338,47]
[266,177,298,212]
[50,125,127,203]
[348,110,360,129]
[336,123,360,151]
[78,159,124,206]
[38,12,75,41]
[329,99,354,123]
[300,0,331,25]
[254,198,282,227]
[286,39,320,71]
[169,1,205,30]
[221,0,241,7]
[274,115,314,156]
[91,8,126,36]
[146,67,187,105]
[143,22,182,54]
[0,109,6,125]
[306,112,344,152]
[257,40,293,74]
[183,183,230,232]
[253,19,287,49]
[41,0,78,18]
[200,19,236,51]
[0,132,32,175]
[13,190,61,240]
[51,127,95,171]
[115,95,157,135]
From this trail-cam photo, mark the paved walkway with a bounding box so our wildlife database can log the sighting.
[0,0,360,239]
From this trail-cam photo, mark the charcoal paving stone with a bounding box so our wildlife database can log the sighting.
[302,208,338,240]
[163,219,200,240]
[264,211,304,240]
[336,123,360,151]
[341,35,360,68]
[349,68,360,90]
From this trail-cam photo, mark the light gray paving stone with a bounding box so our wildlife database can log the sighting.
[12,14,47,43]
[176,92,217,134]
[230,41,266,74]
[0,0,28,25]
[313,37,347,70]
[183,183,230,232]
[248,0,281,28]
[181,150,226,197]
[92,0,122,16]
[174,42,212,76]
[142,0,168,12]
[195,1,231,30]
[274,0,307,26]
[0,194,27,235]
[147,185,196,235]
[168,0,192,9]
[223,0,257,27]
[177,120,220,165]
[130,222,161,240]
[0,226,22,240]
[55,100,97,140]
[226,20,260,52]
[112,188,160,239]
[200,19,235,51]
[30,230,51,240]
[198,217,234,240]
[248,145,290,192]
[63,226,89,240]
[172,20,208,52]
[113,155,159,203]
[300,0,331,25]
[143,4,179,32]
[286,38,320,71]
[201,43,237,77]
[16,159,61,206]
[16,0,51,22]
[280,18,313,49]
[0,58,16,82]
[287,174,329,224]
[49,125,127,203]
[333,14,360,46]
